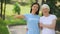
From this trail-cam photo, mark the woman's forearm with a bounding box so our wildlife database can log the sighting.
[43,20,56,29]
[15,15,25,19]
[43,24,55,29]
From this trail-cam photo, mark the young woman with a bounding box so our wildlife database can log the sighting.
[14,3,40,34]
[39,4,57,34]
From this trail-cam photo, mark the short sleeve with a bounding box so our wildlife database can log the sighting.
[39,17,43,23]
[52,15,57,20]
[24,14,28,20]
[38,16,40,23]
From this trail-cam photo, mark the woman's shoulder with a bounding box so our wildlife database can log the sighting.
[50,14,57,19]
[40,16,44,19]
[24,14,31,15]
[50,14,57,17]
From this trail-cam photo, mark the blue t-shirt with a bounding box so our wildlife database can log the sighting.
[24,13,40,34]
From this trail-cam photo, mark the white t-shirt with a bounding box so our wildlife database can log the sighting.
[39,14,57,34]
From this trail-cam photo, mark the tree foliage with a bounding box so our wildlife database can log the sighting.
[13,2,21,15]
[42,0,60,17]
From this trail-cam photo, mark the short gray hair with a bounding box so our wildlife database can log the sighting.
[41,4,50,11]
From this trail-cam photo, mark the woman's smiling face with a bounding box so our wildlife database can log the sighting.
[42,8,49,14]
[32,4,39,13]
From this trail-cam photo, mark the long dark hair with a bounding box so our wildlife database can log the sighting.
[30,3,40,15]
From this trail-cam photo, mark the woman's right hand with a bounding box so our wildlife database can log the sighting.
[26,28,28,32]
[40,23,43,29]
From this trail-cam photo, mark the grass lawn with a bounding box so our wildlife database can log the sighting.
[0,19,9,34]
[0,26,9,34]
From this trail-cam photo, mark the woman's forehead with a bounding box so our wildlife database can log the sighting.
[42,8,49,9]
[33,4,38,7]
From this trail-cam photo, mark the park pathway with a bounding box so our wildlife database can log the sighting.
[8,25,26,34]
[8,25,60,34]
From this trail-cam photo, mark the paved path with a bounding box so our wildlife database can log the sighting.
[8,25,26,34]
[8,25,60,34]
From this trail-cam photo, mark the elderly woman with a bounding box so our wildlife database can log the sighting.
[39,4,57,34]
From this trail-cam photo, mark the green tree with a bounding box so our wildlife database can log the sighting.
[45,0,60,17]
[30,0,34,4]
[42,0,45,5]
[0,0,3,18]
[3,0,6,20]
[0,0,11,4]
[30,0,36,4]
[13,2,21,15]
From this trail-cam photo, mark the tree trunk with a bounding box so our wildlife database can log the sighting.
[18,12,20,15]
[3,0,6,20]
[42,0,45,4]
[35,0,38,3]
[1,0,3,18]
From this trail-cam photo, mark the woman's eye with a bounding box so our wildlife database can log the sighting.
[34,6,36,8]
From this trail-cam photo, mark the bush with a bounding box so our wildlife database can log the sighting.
[0,18,9,34]
[5,16,27,25]
[6,19,27,25]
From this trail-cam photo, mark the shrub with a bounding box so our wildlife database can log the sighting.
[0,18,9,34]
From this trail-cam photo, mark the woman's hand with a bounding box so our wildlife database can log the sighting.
[26,28,28,32]
[40,23,43,29]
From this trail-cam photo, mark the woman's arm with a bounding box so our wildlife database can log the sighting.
[39,23,43,29]
[42,19,57,29]
[38,23,40,28]
[26,27,28,32]
[14,15,25,19]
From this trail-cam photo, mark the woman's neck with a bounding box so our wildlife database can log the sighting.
[43,13,50,17]
[31,11,36,15]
